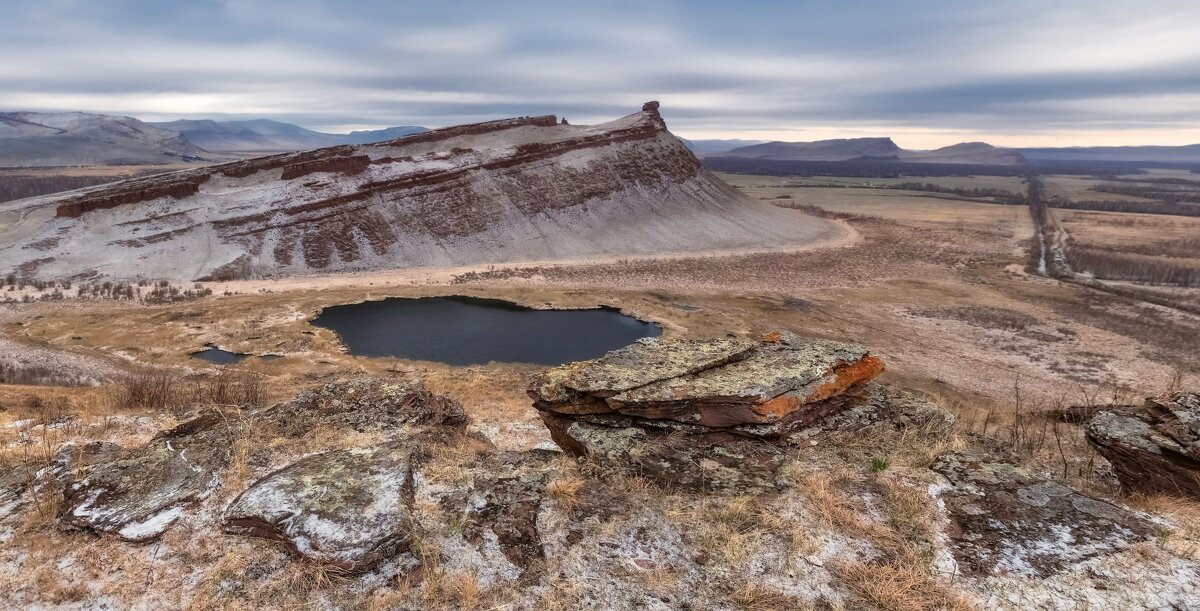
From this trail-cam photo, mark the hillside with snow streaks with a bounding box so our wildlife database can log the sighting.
[0,103,846,282]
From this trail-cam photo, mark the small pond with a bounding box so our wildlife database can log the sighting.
[310,296,662,366]
[190,344,249,365]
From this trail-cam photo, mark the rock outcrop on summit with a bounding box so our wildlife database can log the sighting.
[0,103,847,282]
[1087,391,1200,499]
[530,333,886,491]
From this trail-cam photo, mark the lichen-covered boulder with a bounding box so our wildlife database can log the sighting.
[931,450,1153,577]
[60,411,236,542]
[256,378,467,437]
[531,333,884,430]
[223,441,415,572]
[530,333,886,492]
[1086,391,1200,499]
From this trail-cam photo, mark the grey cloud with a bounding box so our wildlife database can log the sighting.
[0,0,1197,142]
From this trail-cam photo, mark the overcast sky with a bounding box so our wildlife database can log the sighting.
[2,0,1198,148]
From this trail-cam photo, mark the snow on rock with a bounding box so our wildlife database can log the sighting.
[116,505,185,541]
[0,103,847,282]
[930,448,1153,577]
[59,410,236,542]
[223,442,416,572]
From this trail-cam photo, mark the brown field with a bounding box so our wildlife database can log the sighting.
[1055,209,1200,249]
[3,171,1200,609]
[750,185,1033,231]
[724,173,1027,192]
[5,173,1193,411]
[1042,174,1157,202]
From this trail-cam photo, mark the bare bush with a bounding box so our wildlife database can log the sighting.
[194,368,266,407]
[0,360,98,386]
[1067,247,1200,287]
[115,370,188,410]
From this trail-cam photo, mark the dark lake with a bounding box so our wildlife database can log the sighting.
[190,345,249,364]
[310,296,662,366]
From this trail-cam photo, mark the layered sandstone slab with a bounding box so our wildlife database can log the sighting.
[530,333,887,492]
[530,333,884,430]
[1087,391,1200,499]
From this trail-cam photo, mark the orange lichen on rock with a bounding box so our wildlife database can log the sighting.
[753,393,804,418]
[804,356,886,404]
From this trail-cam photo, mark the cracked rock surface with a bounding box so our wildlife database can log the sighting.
[224,441,416,572]
[931,449,1153,577]
[59,410,237,542]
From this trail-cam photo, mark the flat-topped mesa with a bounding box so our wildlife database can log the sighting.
[530,332,885,431]
[6,102,847,282]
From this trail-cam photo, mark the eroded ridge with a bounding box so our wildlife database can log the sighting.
[1,102,847,281]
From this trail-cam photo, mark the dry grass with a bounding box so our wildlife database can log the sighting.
[728,582,813,610]
[545,474,586,511]
[839,558,974,611]
[678,495,813,566]
[1127,494,1200,560]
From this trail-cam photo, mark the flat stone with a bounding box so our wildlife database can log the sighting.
[223,441,415,572]
[530,337,757,404]
[932,449,1153,577]
[531,333,884,429]
[257,378,467,438]
[60,411,235,542]
[610,339,876,409]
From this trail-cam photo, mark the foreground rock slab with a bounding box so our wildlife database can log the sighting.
[932,449,1153,577]
[60,411,235,542]
[224,441,415,572]
[1087,391,1200,499]
[531,334,886,492]
[256,378,467,438]
[531,333,884,433]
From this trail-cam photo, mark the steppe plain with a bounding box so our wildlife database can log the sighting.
[2,169,1198,609]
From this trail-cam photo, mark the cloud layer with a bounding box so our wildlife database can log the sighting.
[2,0,1198,147]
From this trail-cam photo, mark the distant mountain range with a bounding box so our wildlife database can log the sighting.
[680,138,767,154]
[150,119,429,153]
[1019,144,1200,164]
[695,136,1200,166]
[0,112,211,166]
[710,137,1028,165]
[5,110,1200,168]
[0,112,430,167]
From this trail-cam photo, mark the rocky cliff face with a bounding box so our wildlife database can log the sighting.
[0,102,845,282]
